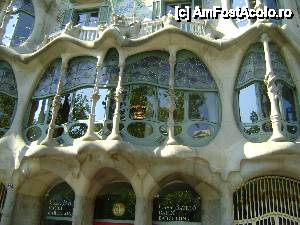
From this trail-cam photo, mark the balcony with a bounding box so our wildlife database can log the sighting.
[44,14,222,46]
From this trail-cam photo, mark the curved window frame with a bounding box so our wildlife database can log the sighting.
[121,51,170,145]
[121,50,221,147]
[2,0,35,47]
[0,60,18,138]
[25,49,120,144]
[234,43,300,142]
[174,50,221,147]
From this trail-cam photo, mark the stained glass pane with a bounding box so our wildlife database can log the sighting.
[124,52,169,86]
[99,49,119,86]
[34,59,61,98]
[237,43,265,88]
[0,61,18,97]
[175,57,216,90]
[63,57,97,92]
[0,93,16,129]
[270,44,294,86]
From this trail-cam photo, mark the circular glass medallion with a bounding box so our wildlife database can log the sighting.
[112,203,126,217]
[26,126,42,142]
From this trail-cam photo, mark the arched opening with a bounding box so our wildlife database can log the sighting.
[1,0,35,47]
[233,176,300,225]
[174,50,220,146]
[122,50,170,145]
[42,182,75,225]
[25,58,62,143]
[25,49,119,144]
[94,182,135,225]
[235,42,299,142]
[0,60,18,137]
[152,182,201,224]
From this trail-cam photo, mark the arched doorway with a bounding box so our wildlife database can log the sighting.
[42,182,75,225]
[152,182,201,225]
[93,182,135,225]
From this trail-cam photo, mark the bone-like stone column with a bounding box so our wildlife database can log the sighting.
[107,59,125,140]
[134,196,152,225]
[220,186,233,225]
[72,195,94,225]
[83,56,103,141]
[0,187,17,225]
[261,33,286,142]
[166,50,177,145]
[41,58,68,145]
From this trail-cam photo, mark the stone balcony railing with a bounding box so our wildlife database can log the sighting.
[44,14,222,47]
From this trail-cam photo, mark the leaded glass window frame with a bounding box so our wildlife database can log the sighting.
[0,60,18,138]
[120,50,221,147]
[174,50,221,147]
[2,0,35,47]
[234,42,300,142]
[121,51,170,146]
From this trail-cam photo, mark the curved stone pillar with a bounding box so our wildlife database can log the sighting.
[134,196,152,225]
[72,195,94,225]
[0,188,16,225]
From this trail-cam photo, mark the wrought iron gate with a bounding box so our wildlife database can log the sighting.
[0,182,7,220]
[234,176,300,225]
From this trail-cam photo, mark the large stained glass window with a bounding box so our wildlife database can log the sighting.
[235,43,299,142]
[122,51,170,145]
[1,0,35,47]
[121,50,220,146]
[0,60,18,138]
[94,182,135,225]
[25,59,62,143]
[174,50,220,146]
[25,49,119,144]
[43,182,74,225]
[153,182,201,224]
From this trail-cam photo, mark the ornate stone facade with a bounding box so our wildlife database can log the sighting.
[0,0,300,225]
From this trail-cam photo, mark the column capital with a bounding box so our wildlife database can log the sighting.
[260,33,271,43]
[169,51,177,65]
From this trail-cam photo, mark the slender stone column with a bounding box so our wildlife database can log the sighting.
[0,187,17,225]
[41,58,68,145]
[220,186,233,225]
[134,196,152,225]
[107,60,125,140]
[72,195,94,225]
[166,50,177,145]
[83,56,103,141]
[260,33,286,142]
